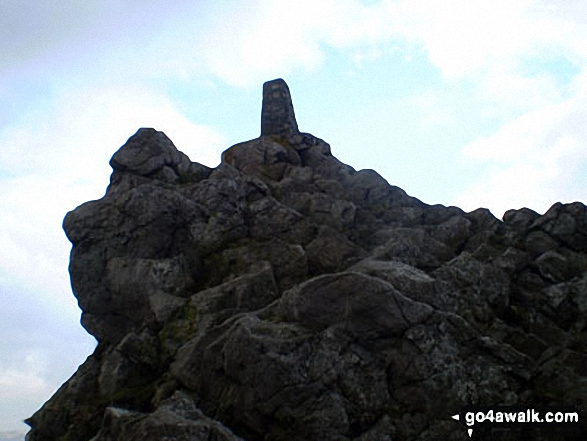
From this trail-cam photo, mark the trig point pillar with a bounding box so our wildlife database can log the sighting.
[261,78,300,138]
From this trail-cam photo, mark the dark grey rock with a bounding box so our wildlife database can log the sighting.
[536,250,569,282]
[525,230,559,257]
[530,201,587,251]
[349,258,436,304]
[260,78,299,138]
[430,215,471,251]
[90,392,244,441]
[372,227,455,269]
[278,271,434,336]
[27,79,587,441]
[110,128,190,177]
[503,207,540,232]
[177,161,213,184]
[221,137,301,181]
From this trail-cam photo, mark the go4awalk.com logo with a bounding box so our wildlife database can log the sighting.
[451,406,582,438]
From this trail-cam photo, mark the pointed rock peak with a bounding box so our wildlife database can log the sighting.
[109,127,187,176]
[261,78,299,138]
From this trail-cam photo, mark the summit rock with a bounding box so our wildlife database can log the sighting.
[26,80,587,440]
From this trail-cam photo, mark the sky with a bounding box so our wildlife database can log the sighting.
[1,0,586,436]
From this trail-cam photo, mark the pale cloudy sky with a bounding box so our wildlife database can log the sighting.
[1,0,586,435]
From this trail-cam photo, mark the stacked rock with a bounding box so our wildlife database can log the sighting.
[260,78,299,138]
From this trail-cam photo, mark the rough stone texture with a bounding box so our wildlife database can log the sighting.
[26,80,586,441]
[90,392,244,441]
[261,78,299,138]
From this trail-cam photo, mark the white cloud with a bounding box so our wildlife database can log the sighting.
[456,71,587,217]
[192,0,587,120]
[197,0,399,87]
[4,0,585,99]
[479,64,563,112]
[461,102,566,163]
[0,351,52,400]
[383,0,587,217]
[0,348,61,432]
[390,0,538,78]
[198,0,322,87]
[0,0,207,76]
[402,89,458,129]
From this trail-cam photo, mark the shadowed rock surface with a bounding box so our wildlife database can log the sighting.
[26,79,587,440]
[261,78,299,138]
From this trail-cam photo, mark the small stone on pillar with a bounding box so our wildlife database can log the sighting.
[261,78,299,138]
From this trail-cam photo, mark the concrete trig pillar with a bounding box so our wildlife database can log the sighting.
[261,78,299,138]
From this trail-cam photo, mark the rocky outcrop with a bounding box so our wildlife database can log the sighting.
[26,79,586,440]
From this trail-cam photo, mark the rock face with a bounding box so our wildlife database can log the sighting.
[26,79,587,440]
